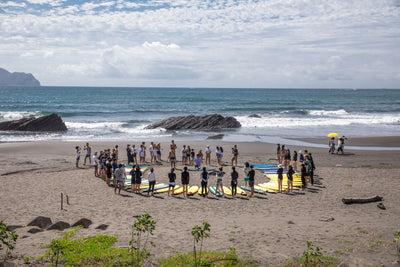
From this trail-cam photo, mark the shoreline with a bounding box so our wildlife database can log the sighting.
[1,139,400,266]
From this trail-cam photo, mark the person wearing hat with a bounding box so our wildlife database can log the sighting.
[114,164,126,195]
[181,166,190,198]
[277,164,284,193]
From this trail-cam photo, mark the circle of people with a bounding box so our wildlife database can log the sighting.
[74,141,316,198]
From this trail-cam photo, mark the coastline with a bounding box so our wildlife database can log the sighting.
[1,139,399,266]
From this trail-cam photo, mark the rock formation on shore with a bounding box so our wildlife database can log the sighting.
[0,67,40,87]
[145,114,241,131]
[0,113,67,132]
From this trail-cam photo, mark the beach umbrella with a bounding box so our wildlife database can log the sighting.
[327,133,339,138]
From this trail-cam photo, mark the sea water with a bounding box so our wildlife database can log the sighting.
[0,87,399,144]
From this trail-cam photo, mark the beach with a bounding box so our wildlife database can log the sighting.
[1,137,400,266]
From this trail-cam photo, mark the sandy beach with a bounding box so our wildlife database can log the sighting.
[1,138,400,266]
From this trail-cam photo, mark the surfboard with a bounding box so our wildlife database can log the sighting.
[209,186,223,196]
[188,168,215,171]
[154,185,180,194]
[187,185,199,195]
[239,185,266,195]
[141,183,168,192]
[252,164,278,168]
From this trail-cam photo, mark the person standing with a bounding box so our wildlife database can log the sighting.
[284,149,291,169]
[276,144,281,164]
[181,166,190,198]
[168,148,176,168]
[200,167,209,197]
[93,152,99,177]
[287,165,294,193]
[170,140,177,152]
[216,146,221,165]
[147,168,156,196]
[205,145,211,165]
[231,166,238,197]
[130,165,136,193]
[231,145,239,166]
[83,143,91,165]
[301,163,307,190]
[75,146,81,168]
[127,144,134,165]
[114,145,119,161]
[292,151,298,172]
[139,144,145,164]
[248,165,255,198]
[215,167,225,196]
[105,159,112,186]
[329,137,335,154]
[277,164,284,193]
[243,162,250,187]
[156,143,162,161]
[168,168,176,196]
[134,166,142,194]
[181,145,188,165]
[114,164,125,195]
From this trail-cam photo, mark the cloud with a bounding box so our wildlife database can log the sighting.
[0,0,399,88]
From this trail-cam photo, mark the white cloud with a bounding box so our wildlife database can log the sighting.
[0,0,399,88]
[0,1,26,8]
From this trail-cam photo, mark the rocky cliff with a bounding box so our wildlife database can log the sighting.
[0,67,40,87]
[0,113,67,132]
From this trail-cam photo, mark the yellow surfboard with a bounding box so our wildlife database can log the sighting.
[187,186,199,195]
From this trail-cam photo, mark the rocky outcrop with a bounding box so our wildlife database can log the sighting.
[145,114,241,131]
[47,221,70,231]
[72,218,92,229]
[0,113,67,132]
[248,114,261,118]
[0,67,40,87]
[27,216,52,229]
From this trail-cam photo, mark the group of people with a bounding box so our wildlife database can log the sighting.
[276,144,316,191]
[329,136,347,154]
[75,141,317,197]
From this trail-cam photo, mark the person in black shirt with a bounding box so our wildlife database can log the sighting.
[287,165,295,193]
[181,166,190,198]
[130,165,136,193]
[168,168,176,197]
[277,164,284,193]
[301,163,307,190]
[200,167,209,197]
[231,166,238,197]
[248,165,255,198]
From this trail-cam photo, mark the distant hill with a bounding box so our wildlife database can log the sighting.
[0,67,40,86]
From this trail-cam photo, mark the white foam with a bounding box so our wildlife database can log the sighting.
[309,109,349,116]
[0,111,42,120]
[66,121,126,129]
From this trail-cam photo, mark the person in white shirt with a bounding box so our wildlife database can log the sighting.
[93,152,99,177]
[148,168,156,196]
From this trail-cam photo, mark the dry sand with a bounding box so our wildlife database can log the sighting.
[1,138,400,266]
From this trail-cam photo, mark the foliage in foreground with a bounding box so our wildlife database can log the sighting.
[158,247,258,267]
[0,220,18,261]
[394,230,400,263]
[284,241,339,267]
[40,227,132,266]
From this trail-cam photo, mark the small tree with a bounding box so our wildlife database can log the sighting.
[0,221,18,262]
[191,221,211,266]
[129,214,156,267]
[302,241,323,266]
[394,231,400,263]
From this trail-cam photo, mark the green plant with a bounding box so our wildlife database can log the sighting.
[41,227,130,266]
[129,213,156,267]
[191,221,211,266]
[394,231,400,263]
[23,256,34,264]
[302,241,322,266]
[284,241,339,267]
[0,220,19,262]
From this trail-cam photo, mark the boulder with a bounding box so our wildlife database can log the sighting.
[95,224,109,230]
[0,113,67,132]
[248,114,261,118]
[27,228,44,234]
[47,221,70,231]
[72,218,92,229]
[145,114,241,131]
[5,225,23,231]
[27,216,52,229]
[206,134,224,140]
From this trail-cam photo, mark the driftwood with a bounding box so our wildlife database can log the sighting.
[342,195,383,204]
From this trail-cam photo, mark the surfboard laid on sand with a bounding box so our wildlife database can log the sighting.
[240,185,266,195]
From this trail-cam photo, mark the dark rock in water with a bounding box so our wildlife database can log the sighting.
[72,218,92,229]
[27,228,44,234]
[248,114,261,118]
[6,225,23,231]
[206,134,224,140]
[47,221,70,231]
[0,113,67,132]
[0,67,40,87]
[145,114,241,131]
[27,216,52,229]
[96,224,109,230]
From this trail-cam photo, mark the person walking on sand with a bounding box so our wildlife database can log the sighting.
[200,167,209,197]
[287,165,294,193]
[277,164,284,193]
[243,162,250,187]
[231,166,238,197]
[134,165,142,194]
[168,148,176,168]
[75,146,81,168]
[181,166,189,198]
[93,152,99,177]
[329,137,335,154]
[215,167,225,196]
[168,168,176,196]
[83,143,91,165]
[231,145,239,166]
[248,165,255,198]
[147,168,156,196]
[205,145,211,165]
[337,136,346,154]
[114,164,125,195]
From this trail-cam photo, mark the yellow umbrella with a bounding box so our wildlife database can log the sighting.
[327,133,339,138]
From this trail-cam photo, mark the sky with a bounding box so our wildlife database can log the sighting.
[0,0,399,88]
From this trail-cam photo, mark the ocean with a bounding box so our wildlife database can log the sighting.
[0,87,399,146]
